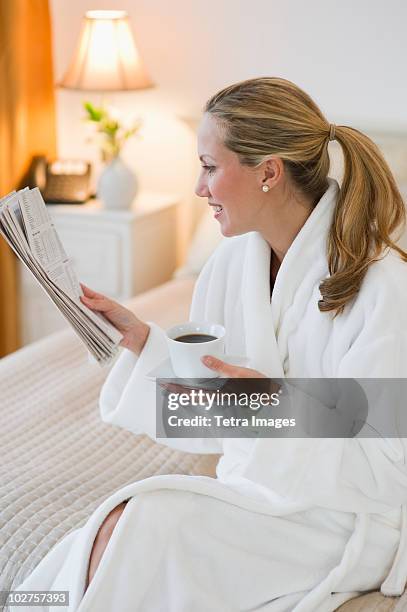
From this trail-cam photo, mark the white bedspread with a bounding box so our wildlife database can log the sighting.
[0,278,218,600]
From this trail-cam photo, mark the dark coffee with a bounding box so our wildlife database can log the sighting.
[174,333,217,343]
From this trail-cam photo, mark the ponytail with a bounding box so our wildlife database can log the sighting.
[319,126,407,315]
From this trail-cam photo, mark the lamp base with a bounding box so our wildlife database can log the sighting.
[97,156,138,210]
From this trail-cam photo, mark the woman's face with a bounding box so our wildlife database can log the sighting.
[195,113,269,237]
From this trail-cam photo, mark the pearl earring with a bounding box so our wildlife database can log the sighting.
[262,184,270,193]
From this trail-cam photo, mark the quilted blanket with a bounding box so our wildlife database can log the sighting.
[0,278,405,611]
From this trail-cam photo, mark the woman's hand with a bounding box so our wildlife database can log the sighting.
[80,284,150,356]
[201,355,267,378]
[159,357,267,396]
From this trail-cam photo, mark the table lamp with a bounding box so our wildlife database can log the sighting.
[59,10,154,210]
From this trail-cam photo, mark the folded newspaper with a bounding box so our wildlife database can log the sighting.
[0,187,123,365]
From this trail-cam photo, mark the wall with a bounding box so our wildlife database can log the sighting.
[50,0,407,260]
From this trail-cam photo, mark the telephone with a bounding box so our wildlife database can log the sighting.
[27,155,92,204]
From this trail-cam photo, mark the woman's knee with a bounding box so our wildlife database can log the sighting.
[97,501,128,539]
[86,501,129,588]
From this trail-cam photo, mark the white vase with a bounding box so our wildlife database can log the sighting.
[97,156,138,210]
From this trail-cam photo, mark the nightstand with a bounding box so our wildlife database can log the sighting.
[19,192,179,345]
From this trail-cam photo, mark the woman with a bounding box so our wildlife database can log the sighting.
[14,77,407,612]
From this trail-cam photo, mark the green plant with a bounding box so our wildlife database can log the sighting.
[83,101,141,162]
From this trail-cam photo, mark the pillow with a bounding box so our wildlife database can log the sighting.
[174,207,223,278]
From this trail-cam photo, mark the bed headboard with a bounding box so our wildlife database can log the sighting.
[329,130,407,197]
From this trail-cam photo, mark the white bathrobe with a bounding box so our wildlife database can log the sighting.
[14,178,407,612]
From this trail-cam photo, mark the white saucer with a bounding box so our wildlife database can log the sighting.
[146,355,250,385]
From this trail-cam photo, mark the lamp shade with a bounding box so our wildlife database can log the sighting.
[59,10,153,91]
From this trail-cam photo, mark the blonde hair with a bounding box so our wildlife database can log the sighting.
[204,77,407,316]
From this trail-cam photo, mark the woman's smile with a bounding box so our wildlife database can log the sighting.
[210,204,224,219]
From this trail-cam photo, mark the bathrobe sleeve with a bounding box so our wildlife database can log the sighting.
[99,255,224,455]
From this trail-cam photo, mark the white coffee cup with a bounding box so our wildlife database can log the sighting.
[166,321,226,378]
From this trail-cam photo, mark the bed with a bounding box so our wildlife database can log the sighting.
[0,274,406,611]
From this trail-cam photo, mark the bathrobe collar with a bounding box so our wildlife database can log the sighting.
[241,177,340,376]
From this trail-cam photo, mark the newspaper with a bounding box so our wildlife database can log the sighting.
[0,187,123,365]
